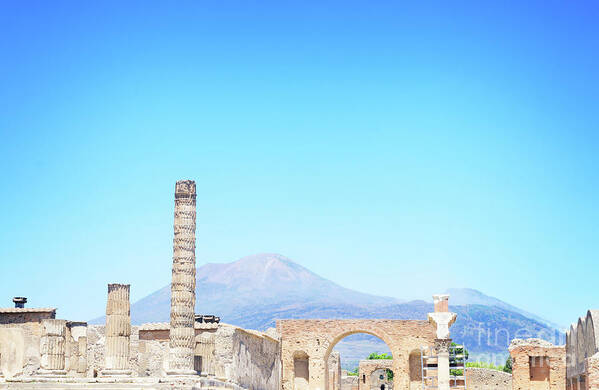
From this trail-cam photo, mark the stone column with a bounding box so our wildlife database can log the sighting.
[68,322,88,375]
[428,294,457,390]
[168,180,197,375]
[434,339,451,390]
[102,283,132,376]
[39,319,67,375]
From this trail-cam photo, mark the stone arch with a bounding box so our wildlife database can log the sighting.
[585,312,597,360]
[324,329,395,390]
[569,324,578,376]
[577,318,586,367]
[358,359,394,390]
[566,328,572,372]
[277,319,435,390]
[324,329,396,362]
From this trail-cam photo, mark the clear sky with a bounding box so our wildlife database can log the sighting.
[1,1,598,326]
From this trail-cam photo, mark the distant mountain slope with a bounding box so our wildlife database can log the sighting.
[90,253,563,359]
[445,287,565,330]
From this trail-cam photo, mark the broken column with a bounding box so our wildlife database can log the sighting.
[168,180,197,375]
[38,319,67,375]
[428,294,457,390]
[102,283,132,376]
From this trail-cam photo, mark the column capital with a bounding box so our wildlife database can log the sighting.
[434,338,452,354]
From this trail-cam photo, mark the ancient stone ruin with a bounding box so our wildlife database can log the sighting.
[0,179,594,390]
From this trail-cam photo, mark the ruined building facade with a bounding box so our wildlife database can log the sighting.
[2,179,596,390]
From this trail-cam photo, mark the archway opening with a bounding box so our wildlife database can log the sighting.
[325,332,393,390]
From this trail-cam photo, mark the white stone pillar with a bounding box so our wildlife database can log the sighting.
[435,339,451,390]
[428,294,457,390]
[38,319,67,375]
[168,180,197,375]
[102,283,132,376]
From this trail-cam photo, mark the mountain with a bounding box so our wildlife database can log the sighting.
[445,287,565,330]
[90,253,563,361]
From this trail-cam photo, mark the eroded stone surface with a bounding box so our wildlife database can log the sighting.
[509,338,565,390]
[277,319,435,390]
[169,180,197,375]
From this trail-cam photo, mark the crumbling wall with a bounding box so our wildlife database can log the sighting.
[566,310,599,389]
[509,338,565,390]
[0,309,56,377]
[87,325,141,377]
[230,326,281,390]
[328,352,341,390]
[277,319,435,390]
[464,367,511,390]
[341,373,358,390]
[135,321,281,390]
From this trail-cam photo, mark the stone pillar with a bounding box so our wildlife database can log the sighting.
[428,294,457,390]
[39,319,67,375]
[435,339,451,390]
[168,180,197,375]
[68,322,88,375]
[102,283,132,376]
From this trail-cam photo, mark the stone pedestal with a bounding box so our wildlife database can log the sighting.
[435,339,451,390]
[168,180,198,376]
[38,319,67,376]
[102,283,132,376]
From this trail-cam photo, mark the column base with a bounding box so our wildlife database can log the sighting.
[166,369,198,376]
[100,369,133,376]
[36,369,67,376]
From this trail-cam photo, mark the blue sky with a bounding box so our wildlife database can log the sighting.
[1,1,598,326]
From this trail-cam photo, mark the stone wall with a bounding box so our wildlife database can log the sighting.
[328,352,341,390]
[277,319,435,390]
[566,310,599,390]
[358,360,393,390]
[509,338,566,390]
[230,326,281,390]
[0,308,56,377]
[341,373,358,390]
[464,367,511,390]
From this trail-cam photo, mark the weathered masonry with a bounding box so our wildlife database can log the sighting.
[0,179,465,390]
[509,338,565,390]
[565,310,599,390]
[277,319,435,390]
[358,359,394,390]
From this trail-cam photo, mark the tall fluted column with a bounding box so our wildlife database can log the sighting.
[168,180,197,375]
[38,319,67,375]
[102,283,132,376]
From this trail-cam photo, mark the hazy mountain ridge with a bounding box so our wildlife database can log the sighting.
[90,253,562,359]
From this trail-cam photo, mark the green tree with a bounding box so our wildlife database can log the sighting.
[503,356,512,373]
[368,353,392,360]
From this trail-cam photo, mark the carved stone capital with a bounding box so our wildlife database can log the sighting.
[434,338,452,354]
